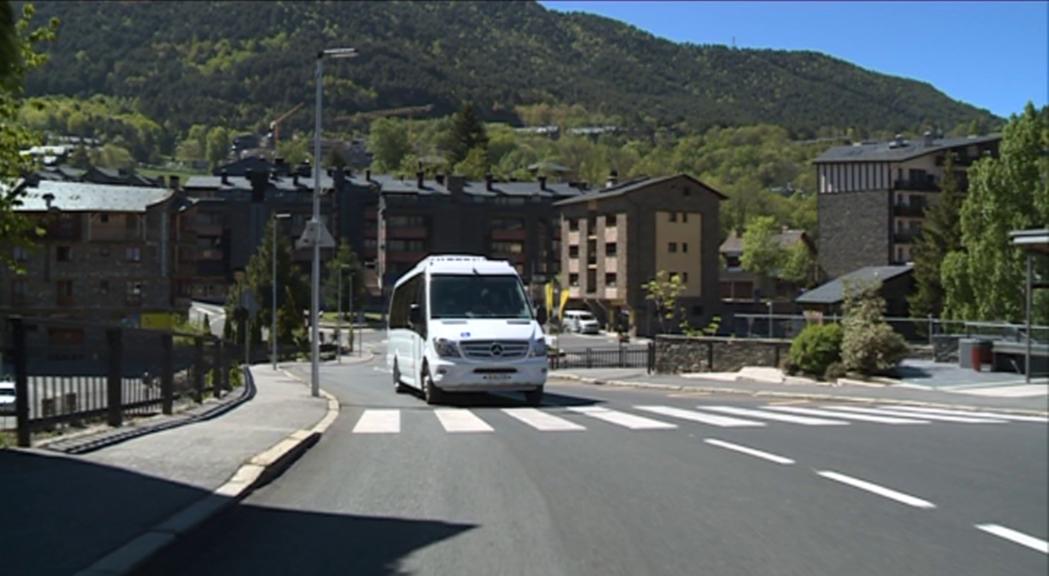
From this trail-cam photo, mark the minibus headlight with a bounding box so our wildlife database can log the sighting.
[434,338,461,358]
[530,337,548,357]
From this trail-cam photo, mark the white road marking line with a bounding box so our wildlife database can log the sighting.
[889,406,1048,424]
[702,406,849,426]
[502,408,586,431]
[352,409,400,434]
[826,405,1005,423]
[765,405,930,424]
[568,406,677,430]
[372,367,392,374]
[434,409,494,433]
[704,438,794,464]
[816,471,936,509]
[636,405,765,427]
[975,524,1049,554]
[952,384,1049,398]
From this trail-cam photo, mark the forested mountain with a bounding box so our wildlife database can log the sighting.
[25,1,996,137]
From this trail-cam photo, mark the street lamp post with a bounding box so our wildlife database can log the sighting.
[272,212,291,370]
[311,47,357,397]
[336,264,351,364]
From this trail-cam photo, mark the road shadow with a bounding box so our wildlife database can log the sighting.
[397,388,603,408]
[140,504,475,575]
[0,449,210,576]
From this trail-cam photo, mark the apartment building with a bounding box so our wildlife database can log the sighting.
[375,172,583,294]
[0,180,184,337]
[814,132,1000,278]
[554,174,724,336]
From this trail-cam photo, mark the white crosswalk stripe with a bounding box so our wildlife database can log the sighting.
[886,406,1048,424]
[825,405,1006,423]
[636,405,766,427]
[702,406,849,426]
[352,409,400,434]
[765,405,930,424]
[568,406,677,430]
[502,408,586,431]
[434,409,494,433]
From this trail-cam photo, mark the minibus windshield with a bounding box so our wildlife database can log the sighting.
[430,274,533,319]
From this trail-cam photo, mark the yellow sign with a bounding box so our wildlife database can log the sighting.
[545,282,554,314]
[141,313,175,330]
[558,290,571,318]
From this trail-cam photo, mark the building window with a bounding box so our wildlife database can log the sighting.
[669,212,677,223]
[387,239,426,252]
[681,272,689,284]
[605,273,617,287]
[491,241,524,255]
[568,218,578,231]
[587,215,596,233]
[605,214,617,227]
[126,247,142,262]
[100,213,109,223]
[668,242,678,253]
[12,246,28,262]
[56,280,74,306]
[492,217,525,230]
[692,305,703,316]
[56,246,71,262]
[386,215,426,228]
[606,242,617,256]
[126,281,143,305]
[587,239,597,264]
[569,273,579,287]
[100,280,109,295]
[586,269,596,293]
[569,245,579,258]
[682,242,688,253]
[682,212,688,223]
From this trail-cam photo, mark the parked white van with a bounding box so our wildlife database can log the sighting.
[386,256,548,405]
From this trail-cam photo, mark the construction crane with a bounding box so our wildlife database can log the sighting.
[333,104,434,126]
[269,102,304,150]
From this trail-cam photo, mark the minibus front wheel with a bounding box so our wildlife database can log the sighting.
[422,363,444,405]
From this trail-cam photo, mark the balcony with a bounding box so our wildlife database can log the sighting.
[567,230,580,245]
[603,287,620,300]
[568,259,579,273]
[491,228,527,241]
[387,226,429,240]
[893,179,939,192]
[604,227,618,243]
[893,230,920,244]
[605,257,617,273]
[893,203,927,217]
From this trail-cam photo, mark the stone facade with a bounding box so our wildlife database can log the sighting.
[654,335,791,374]
[818,190,891,279]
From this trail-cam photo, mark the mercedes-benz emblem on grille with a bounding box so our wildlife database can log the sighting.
[490,343,504,356]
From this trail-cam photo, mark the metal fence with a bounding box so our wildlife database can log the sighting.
[549,344,654,372]
[731,314,1049,344]
[1,317,234,447]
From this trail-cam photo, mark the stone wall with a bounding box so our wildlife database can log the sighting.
[655,336,792,374]
[818,190,891,278]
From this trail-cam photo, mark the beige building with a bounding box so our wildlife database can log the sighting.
[555,174,724,336]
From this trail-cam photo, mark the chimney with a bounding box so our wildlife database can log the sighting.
[436,173,445,186]
[416,170,424,189]
[246,169,267,203]
[538,175,547,191]
[169,175,180,191]
[485,173,494,191]
[605,170,618,189]
[365,169,371,181]
[221,169,230,185]
[922,131,934,147]
[446,175,466,201]
[274,157,287,175]
[43,193,55,211]
[293,174,300,187]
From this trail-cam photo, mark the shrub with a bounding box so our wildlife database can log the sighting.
[823,362,847,381]
[788,323,843,377]
[840,283,909,375]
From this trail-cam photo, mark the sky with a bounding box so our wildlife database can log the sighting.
[541,1,1048,118]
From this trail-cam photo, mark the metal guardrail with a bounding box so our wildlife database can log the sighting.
[732,314,1049,344]
[549,343,654,372]
[2,317,234,447]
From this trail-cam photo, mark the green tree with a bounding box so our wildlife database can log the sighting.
[175,137,204,164]
[322,240,364,317]
[89,143,133,169]
[840,282,908,376]
[368,117,410,171]
[740,215,786,295]
[0,2,57,272]
[909,152,962,318]
[780,241,816,287]
[942,103,1049,324]
[643,270,685,334]
[68,145,90,169]
[453,146,489,179]
[205,126,230,168]
[276,136,309,166]
[448,102,488,165]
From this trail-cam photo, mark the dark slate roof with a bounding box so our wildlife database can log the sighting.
[554,174,726,207]
[370,174,583,199]
[814,134,1001,164]
[795,265,913,305]
[17,180,172,213]
[184,173,337,192]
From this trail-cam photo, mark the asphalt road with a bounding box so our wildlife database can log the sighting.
[145,345,1047,576]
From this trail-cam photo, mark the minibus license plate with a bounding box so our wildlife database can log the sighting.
[483,373,511,381]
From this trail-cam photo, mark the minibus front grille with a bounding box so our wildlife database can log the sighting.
[460,340,530,360]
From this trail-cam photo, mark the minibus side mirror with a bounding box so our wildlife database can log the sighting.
[409,303,421,327]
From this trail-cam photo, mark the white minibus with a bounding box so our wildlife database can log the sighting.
[386,255,548,405]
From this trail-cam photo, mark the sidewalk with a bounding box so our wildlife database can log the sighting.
[550,368,1049,414]
[1,366,331,576]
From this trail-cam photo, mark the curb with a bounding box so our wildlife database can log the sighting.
[73,370,339,576]
[550,373,1049,417]
[47,366,258,455]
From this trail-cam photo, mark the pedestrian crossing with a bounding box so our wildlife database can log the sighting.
[347,403,1045,436]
